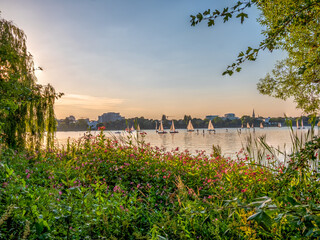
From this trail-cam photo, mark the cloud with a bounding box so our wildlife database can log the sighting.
[55,94,125,119]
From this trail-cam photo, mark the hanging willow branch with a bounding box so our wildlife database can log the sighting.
[0,15,63,150]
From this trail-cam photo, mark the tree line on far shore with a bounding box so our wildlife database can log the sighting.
[56,114,315,131]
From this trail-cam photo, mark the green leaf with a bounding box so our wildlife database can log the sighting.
[247,210,273,231]
[236,13,248,24]
[208,19,215,27]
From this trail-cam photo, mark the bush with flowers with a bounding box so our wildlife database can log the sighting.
[0,131,319,239]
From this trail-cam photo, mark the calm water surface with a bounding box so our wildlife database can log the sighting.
[55,127,316,157]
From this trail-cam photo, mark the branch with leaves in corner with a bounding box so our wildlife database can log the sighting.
[190,0,320,114]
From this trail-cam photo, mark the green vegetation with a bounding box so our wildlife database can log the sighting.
[0,15,62,150]
[57,118,91,131]
[0,131,319,239]
[57,115,315,131]
[1,4,320,239]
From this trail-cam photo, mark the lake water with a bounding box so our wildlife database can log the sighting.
[55,127,317,158]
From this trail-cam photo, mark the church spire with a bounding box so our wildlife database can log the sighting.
[252,109,255,119]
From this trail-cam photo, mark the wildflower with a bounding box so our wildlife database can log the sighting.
[113,185,121,192]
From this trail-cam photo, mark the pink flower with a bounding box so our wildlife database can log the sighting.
[59,191,62,195]
[26,173,30,179]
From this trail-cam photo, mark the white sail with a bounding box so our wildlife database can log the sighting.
[137,124,140,131]
[187,120,194,131]
[157,120,168,134]
[260,122,264,128]
[170,120,178,133]
[247,123,250,129]
[301,119,304,129]
[155,121,158,131]
[170,120,175,131]
[130,126,135,131]
[251,123,254,128]
[208,120,214,131]
[278,122,281,128]
[296,119,300,129]
[159,121,164,131]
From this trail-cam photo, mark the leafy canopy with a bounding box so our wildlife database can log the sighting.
[0,14,62,149]
[191,0,320,113]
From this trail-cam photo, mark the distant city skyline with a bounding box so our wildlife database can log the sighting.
[1,0,302,119]
[60,110,304,122]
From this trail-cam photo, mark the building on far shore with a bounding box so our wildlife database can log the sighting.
[224,113,238,120]
[205,115,219,121]
[98,112,124,123]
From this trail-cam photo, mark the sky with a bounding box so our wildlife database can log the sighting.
[0,0,302,120]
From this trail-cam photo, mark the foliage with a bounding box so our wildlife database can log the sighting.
[0,131,319,239]
[56,115,315,131]
[0,15,62,150]
[57,118,89,131]
[190,0,320,113]
[257,58,320,114]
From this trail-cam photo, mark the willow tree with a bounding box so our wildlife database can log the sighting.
[190,0,320,114]
[0,15,62,150]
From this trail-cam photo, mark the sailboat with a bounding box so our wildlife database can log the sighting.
[187,120,194,132]
[170,120,178,133]
[130,126,135,132]
[301,118,305,129]
[247,123,250,129]
[155,121,158,132]
[207,120,215,132]
[260,122,264,129]
[278,122,282,128]
[158,121,167,134]
[251,123,254,128]
[296,119,300,129]
[137,124,141,132]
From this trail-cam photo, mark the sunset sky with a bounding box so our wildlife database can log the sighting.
[1,0,302,120]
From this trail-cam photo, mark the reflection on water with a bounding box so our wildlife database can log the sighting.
[55,127,316,157]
